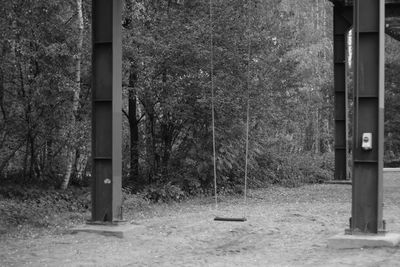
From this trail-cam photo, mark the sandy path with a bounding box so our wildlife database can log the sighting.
[1,172,400,266]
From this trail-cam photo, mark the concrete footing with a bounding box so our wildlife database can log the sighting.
[328,233,400,249]
[383,168,400,172]
[71,222,141,238]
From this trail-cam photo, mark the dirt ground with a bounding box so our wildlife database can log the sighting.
[1,172,400,266]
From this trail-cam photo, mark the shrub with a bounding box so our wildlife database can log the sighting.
[122,189,150,211]
[141,182,186,203]
[1,200,45,226]
[0,185,90,228]
[260,152,334,187]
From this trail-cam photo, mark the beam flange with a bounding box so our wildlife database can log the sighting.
[333,6,352,180]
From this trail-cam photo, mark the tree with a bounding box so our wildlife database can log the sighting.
[384,36,400,165]
[0,0,91,186]
[0,0,336,191]
[61,0,85,189]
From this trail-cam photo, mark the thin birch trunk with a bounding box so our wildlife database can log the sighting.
[61,0,83,189]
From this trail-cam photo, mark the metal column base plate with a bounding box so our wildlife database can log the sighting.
[328,232,400,249]
[71,221,141,238]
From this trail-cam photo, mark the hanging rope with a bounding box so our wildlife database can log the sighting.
[209,0,218,209]
[244,9,252,208]
[210,0,252,219]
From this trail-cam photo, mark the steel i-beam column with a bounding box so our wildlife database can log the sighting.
[350,0,385,233]
[334,6,352,180]
[91,0,123,222]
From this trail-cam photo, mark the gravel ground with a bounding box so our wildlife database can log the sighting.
[1,172,400,266]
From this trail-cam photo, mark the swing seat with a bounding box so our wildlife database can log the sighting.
[214,216,247,222]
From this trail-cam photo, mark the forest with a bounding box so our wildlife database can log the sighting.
[1,0,400,203]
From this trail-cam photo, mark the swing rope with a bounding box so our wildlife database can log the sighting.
[243,36,251,210]
[210,0,252,221]
[244,3,252,209]
[209,0,218,209]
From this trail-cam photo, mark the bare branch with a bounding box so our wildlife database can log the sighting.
[137,113,146,123]
[122,109,129,120]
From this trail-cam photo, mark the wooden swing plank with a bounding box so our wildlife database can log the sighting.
[214,217,247,222]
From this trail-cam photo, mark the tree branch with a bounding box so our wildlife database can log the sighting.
[122,109,129,120]
[137,113,145,123]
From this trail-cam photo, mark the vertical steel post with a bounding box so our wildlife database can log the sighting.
[91,0,122,222]
[334,6,352,180]
[351,0,385,233]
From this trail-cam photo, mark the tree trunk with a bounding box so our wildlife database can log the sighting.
[129,92,140,187]
[128,63,140,188]
[28,134,35,181]
[315,109,320,154]
[61,0,83,190]
[23,137,29,181]
[144,105,158,185]
[61,150,75,188]
[161,123,173,178]
[150,112,158,182]
[0,44,6,121]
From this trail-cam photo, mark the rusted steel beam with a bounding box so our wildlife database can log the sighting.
[91,0,123,222]
[350,0,385,234]
[333,6,352,180]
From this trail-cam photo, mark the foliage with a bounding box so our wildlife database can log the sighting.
[122,190,151,211]
[120,0,335,195]
[0,0,91,185]
[253,151,333,188]
[384,36,400,166]
[0,185,89,227]
[141,182,186,203]
[1,0,338,197]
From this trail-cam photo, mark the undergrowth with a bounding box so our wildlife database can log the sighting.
[269,152,334,187]
[0,153,333,237]
[0,185,90,237]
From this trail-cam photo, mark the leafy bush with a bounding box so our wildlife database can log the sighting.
[0,185,90,228]
[0,200,48,226]
[275,152,334,187]
[141,182,186,203]
[122,191,151,212]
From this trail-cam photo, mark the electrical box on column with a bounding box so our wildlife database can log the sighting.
[362,133,372,151]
